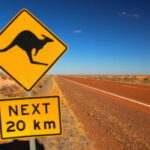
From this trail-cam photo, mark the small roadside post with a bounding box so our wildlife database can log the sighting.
[0,9,67,150]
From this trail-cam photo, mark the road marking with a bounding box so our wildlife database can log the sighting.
[123,85,137,88]
[63,78,150,108]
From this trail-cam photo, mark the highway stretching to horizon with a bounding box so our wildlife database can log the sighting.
[55,75,150,150]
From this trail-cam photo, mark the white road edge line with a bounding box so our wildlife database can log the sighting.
[123,85,137,88]
[63,78,150,108]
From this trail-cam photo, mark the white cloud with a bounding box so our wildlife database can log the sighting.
[118,11,140,18]
[129,14,140,18]
[118,11,127,16]
[73,30,83,33]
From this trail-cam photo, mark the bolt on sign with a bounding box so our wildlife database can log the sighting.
[0,9,67,91]
[0,96,61,139]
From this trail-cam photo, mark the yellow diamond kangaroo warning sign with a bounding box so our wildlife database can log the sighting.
[0,9,67,91]
[0,96,61,139]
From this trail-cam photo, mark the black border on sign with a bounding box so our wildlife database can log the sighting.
[0,96,62,139]
[0,9,68,91]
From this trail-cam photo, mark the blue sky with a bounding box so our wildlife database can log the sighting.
[0,0,150,75]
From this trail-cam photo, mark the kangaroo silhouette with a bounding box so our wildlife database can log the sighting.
[0,30,53,65]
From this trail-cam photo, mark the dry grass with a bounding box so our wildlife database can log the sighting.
[38,76,94,150]
[0,73,94,150]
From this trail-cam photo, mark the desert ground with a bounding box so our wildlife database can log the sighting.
[0,73,149,150]
[71,75,150,85]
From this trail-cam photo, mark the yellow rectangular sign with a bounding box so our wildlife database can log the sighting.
[0,96,61,139]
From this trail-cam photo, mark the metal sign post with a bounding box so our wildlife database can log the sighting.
[29,138,36,150]
[26,92,36,150]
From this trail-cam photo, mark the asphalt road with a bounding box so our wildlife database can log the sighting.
[55,75,150,150]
